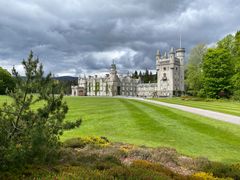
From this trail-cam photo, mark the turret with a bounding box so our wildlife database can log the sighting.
[109,60,118,82]
[163,52,167,59]
[156,49,161,61]
[176,48,185,92]
[169,47,175,64]
[110,60,117,76]
[176,48,185,65]
[109,61,119,96]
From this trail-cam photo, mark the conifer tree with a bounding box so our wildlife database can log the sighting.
[0,51,68,169]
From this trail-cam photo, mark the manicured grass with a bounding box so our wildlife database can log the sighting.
[151,97,240,117]
[62,97,240,163]
[1,96,240,163]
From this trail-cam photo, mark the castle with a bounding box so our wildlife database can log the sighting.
[71,47,185,97]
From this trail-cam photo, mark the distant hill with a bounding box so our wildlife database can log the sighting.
[53,76,78,81]
[20,76,78,82]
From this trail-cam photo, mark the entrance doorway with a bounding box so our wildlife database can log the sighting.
[117,86,121,95]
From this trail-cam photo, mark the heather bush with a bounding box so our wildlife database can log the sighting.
[63,136,110,148]
[131,160,188,180]
[204,162,240,179]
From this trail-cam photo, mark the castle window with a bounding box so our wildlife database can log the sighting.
[176,67,178,70]
[163,67,166,71]
[162,73,167,81]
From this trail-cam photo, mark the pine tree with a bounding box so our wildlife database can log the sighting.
[134,70,138,78]
[139,71,142,81]
[149,71,153,82]
[0,51,68,169]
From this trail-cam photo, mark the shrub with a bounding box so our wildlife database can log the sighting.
[63,136,110,148]
[152,147,178,164]
[193,172,227,180]
[105,166,131,179]
[231,90,240,101]
[63,138,86,148]
[193,157,212,170]
[45,166,109,179]
[128,148,152,160]
[201,162,240,179]
[131,160,179,179]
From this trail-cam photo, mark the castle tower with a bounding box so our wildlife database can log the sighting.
[176,48,185,65]
[169,47,175,64]
[168,47,175,96]
[156,47,185,97]
[78,74,87,96]
[176,48,185,92]
[109,60,119,96]
[156,50,161,91]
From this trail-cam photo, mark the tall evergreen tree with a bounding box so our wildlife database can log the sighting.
[0,51,68,169]
[149,71,153,82]
[132,70,138,79]
[139,71,142,81]
[144,69,149,83]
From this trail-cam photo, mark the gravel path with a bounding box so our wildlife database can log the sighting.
[124,97,240,125]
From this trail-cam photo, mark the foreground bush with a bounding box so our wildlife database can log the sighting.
[1,137,239,179]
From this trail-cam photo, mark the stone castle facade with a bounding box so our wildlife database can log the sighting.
[71,47,185,97]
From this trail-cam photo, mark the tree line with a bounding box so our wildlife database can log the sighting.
[131,69,157,83]
[185,31,240,99]
[0,67,77,95]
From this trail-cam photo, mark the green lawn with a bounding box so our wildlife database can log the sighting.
[151,98,240,117]
[1,96,240,163]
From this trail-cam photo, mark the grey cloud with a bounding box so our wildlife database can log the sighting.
[0,0,240,76]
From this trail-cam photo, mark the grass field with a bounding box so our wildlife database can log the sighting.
[1,96,240,163]
[151,98,240,117]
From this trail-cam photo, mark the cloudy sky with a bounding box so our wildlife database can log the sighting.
[0,0,239,76]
